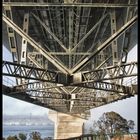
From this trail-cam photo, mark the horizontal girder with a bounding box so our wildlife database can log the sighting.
[2,0,138,114]
[3,2,137,8]
[73,61,137,83]
[2,61,64,84]
[3,80,137,114]
[3,61,137,93]
[73,81,130,93]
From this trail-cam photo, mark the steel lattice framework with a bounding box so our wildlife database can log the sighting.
[2,0,138,118]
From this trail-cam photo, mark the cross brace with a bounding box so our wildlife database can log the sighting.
[3,61,136,94]
[3,83,136,114]
[73,62,137,83]
[3,13,70,74]
[2,61,65,84]
[72,15,137,73]
[73,81,130,93]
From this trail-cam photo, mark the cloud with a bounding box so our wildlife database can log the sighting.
[3,95,49,115]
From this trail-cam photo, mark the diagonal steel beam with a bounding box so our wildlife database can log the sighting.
[2,61,67,84]
[28,53,73,94]
[3,85,68,113]
[3,13,70,74]
[71,13,109,52]
[3,2,137,7]
[72,62,137,84]
[71,15,137,73]
[31,13,68,52]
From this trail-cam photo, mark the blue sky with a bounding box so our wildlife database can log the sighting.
[3,45,137,131]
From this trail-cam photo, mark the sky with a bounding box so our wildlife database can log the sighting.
[2,45,137,131]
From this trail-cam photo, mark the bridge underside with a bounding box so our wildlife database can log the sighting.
[2,0,137,119]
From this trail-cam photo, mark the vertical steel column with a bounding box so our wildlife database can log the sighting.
[111,10,118,66]
[69,93,76,112]
[69,8,74,69]
[4,6,18,62]
[36,54,44,68]
[73,7,81,65]
[44,59,48,70]
[121,0,137,63]
[20,13,29,84]
[4,5,19,84]
[20,13,29,64]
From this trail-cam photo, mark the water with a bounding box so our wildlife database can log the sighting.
[3,125,54,139]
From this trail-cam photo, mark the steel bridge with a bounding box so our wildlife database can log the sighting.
[2,0,138,119]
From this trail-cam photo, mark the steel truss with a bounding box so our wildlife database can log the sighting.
[3,60,137,95]
[3,80,136,114]
[2,1,138,115]
[73,62,137,83]
[73,81,130,93]
[3,13,70,74]
[8,89,71,100]
[72,15,137,73]
[2,61,62,83]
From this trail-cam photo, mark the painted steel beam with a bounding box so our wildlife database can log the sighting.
[13,82,64,91]
[74,16,110,69]
[95,56,112,70]
[71,15,137,73]
[111,10,118,66]
[20,13,29,64]
[20,13,29,84]
[3,83,136,114]
[27,53,45,69]
[28,52,92,55]
[3,13,70,74]
[31,13,68,52]
[73,62,137,84]
[3,6,19,62]
[28,52,74,94]
[3,2,137,7]
[72,94,135,108]
[2,85,64,112]
[2,61,67,84]
[71,13,109,52]
[72,81,130,93]
[3,6,20,85]
[9,90,71,100]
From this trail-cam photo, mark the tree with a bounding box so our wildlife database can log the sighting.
[127,120,135,132]
[18,133,27,140]
[88,121,99,134]
[89,111,135,137]
[29,131,42,140]
[7,135,19,140]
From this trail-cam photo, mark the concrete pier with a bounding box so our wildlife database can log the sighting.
[48,111,86,139]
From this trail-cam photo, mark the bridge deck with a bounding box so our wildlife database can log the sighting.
[2,0,137,117]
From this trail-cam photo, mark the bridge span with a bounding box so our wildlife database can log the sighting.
[2,0,137,139]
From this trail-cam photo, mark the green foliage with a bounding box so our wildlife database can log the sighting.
[18,133,27,140]
[29,131,42,140]
[7,135,19,140]
[89,111,135,137]
[127,120,135,131]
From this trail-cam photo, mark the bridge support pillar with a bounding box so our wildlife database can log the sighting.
[48,111,86,139]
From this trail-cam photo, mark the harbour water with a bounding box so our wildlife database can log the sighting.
[3,125,54,139]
